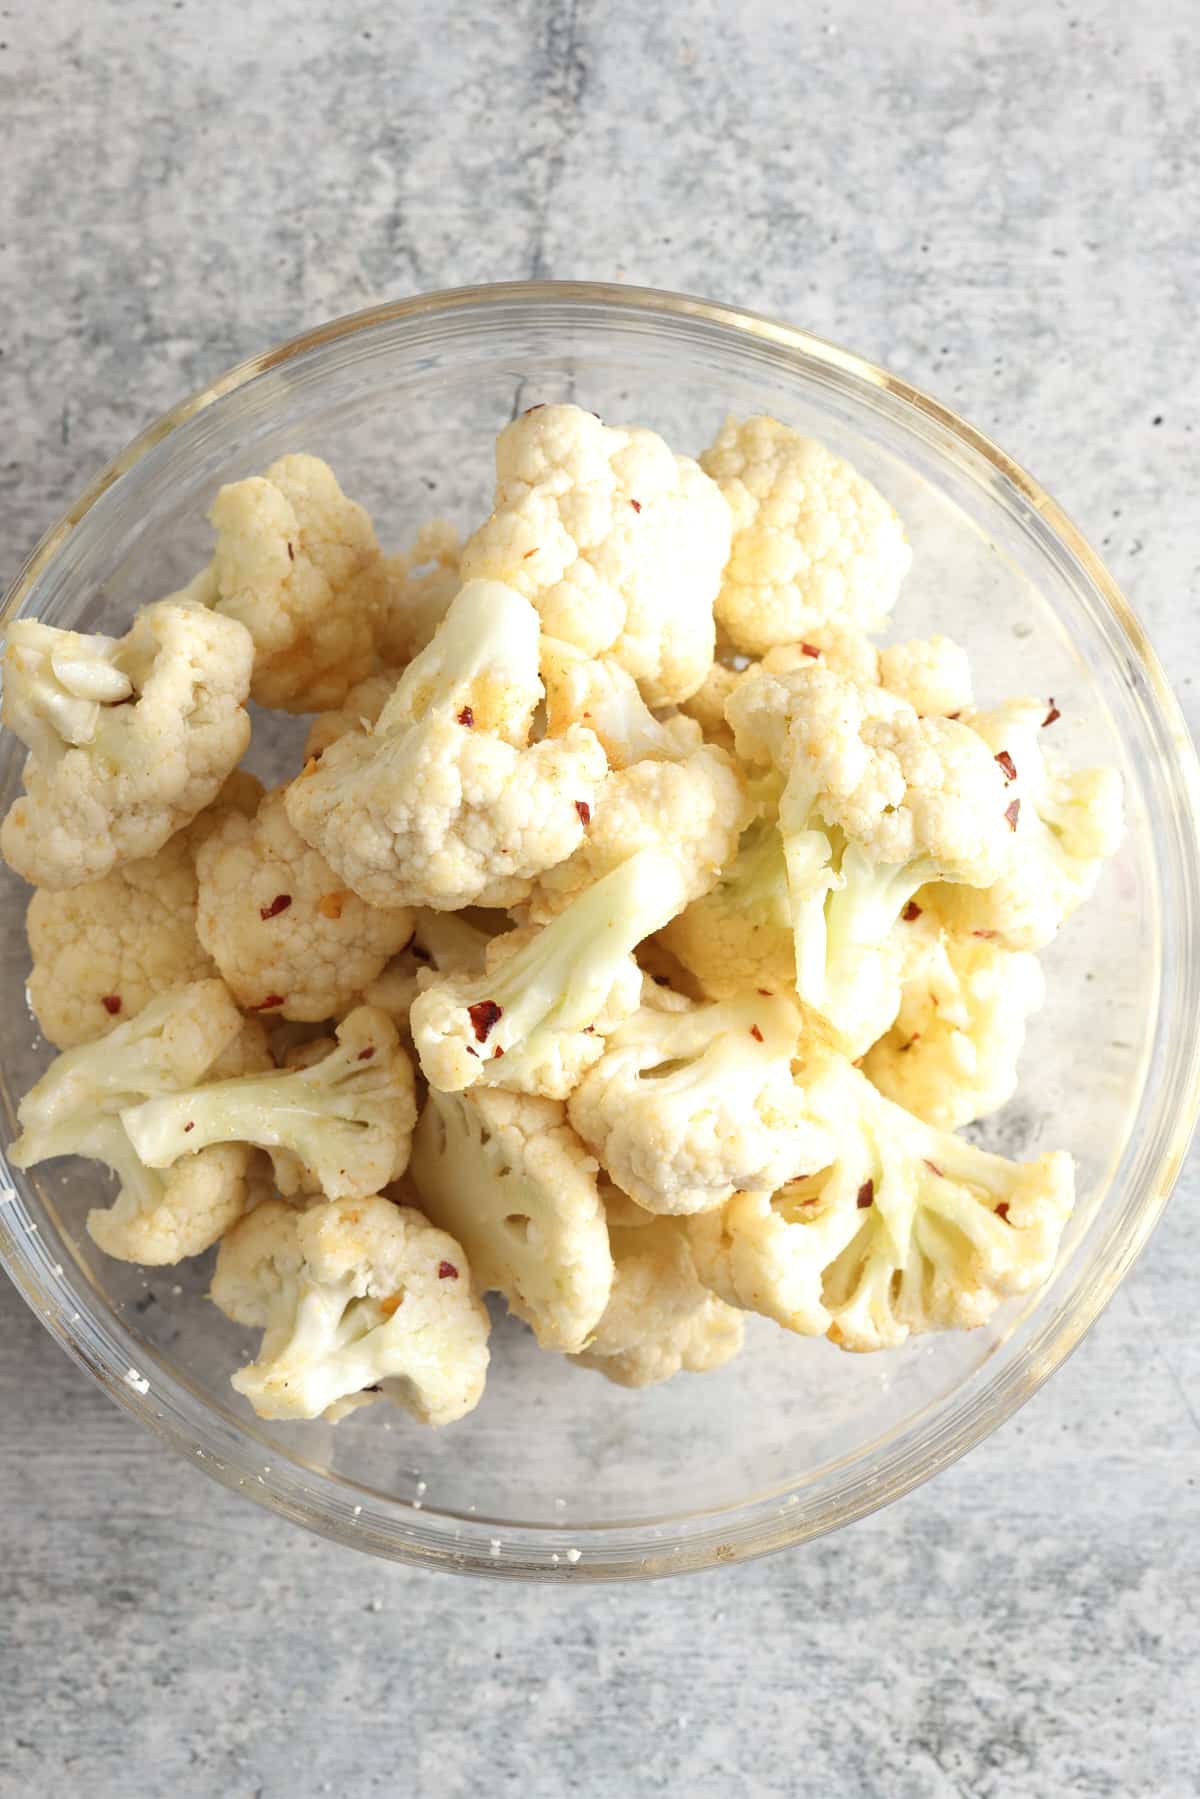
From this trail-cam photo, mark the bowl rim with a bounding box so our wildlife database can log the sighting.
[3,277,1199,1582]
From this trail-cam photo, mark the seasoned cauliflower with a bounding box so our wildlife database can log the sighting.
[410,849,688,1098]
[195,786,414,1021]
[410,1085,612,1352]
[121,1007,417,1201]
[572,1205,743,1388]
[211,1195,490,1424]
[375,518,462,667]
[540,639,703,768]
[690,1058,1074,1350]
[303,670,398,763]
[461,403,731,705]
[207,453,388,712]
[863,926,1044,1129]
[1,602,253,889]
[567,993,831,1216]
[285,580,605,912]
[359,909,495,1037]
[921,699,1124,949]
[657,787,795,1001]
[700,415,911,655]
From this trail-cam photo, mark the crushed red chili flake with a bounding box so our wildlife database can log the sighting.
[492,1045,505,1059]
[523,402,545,414]
[1005,798,1021,830]
[1042,699,1061,728]
[465,1046,479,1058]
[630,498,642,513]
[901,900,922,922]
[972,928,998,939]
[800,642,821,659]
[749,1024,764,1042]
[357,1045,376,1061]
[856,1179,875,1209]
[899,1033,921,1052]
[995,750,1017,782]
[522,547,537,559]
[249,994,285,1012]
[995,1202,1011,1221]
[260,893,293,920]
[468,999,503,1042]
[183,1122,194,1133]
[457,705,474,728]
[101,994,122,1016]
[757,987,772,996]
[947,710,961,721]
[438,1260,459,1280]
[574,799,591,826]
[287,540,295,562]
[923,1159,944,1178]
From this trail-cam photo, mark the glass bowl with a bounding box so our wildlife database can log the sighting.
[2,282,1197,1582]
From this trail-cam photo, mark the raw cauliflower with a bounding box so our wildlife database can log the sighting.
[460,403,731,705]
[207,453,388,712]
[700,415,911,655]
[195,786,414,1021]
[1,601,253,889]
[285,580,606,912]
[375,518,463,667]
[540,639,703,768]
[410,1085,612,1352]
[211,1195,490,1424]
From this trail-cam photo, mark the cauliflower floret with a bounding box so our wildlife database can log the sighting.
[303,670,399,763]
[700,415,911,655]
[728,663,1010,1053]
[571,1207,743,1388]
[359,909,494,1037]
[864,926,1044,1129]
[460,403,731,705]
[375,518,463,668]
[540,639,702,768]
[920,699,1124,949]
[878,636,973,718]
[410,849,688,1099]
[567,993,833,1216]
[410,1085,612,1351]
[121,1007,417,1201]
[690,1057,1074,1349]
[195,787,414,1021]
[657,798,795,1002]
[211,1195,490,1424]
[285,580,605,912]
[207,453,388,712]
[1,602,253,889]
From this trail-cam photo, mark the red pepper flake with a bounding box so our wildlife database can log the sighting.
[856,1179,875,1209]
[522,548,537,559]
[468,999,503,1043]
[438,1260,459,1280]
[1042,699,1061,728]
[972,928,998,939]
[923,1159,944,1178]
[1005,799,1021,831]
[800,642,821,659]
[357,1045,376,1062]
[492,1044,505,1059]
[286,540,295,562]
[901,900,922,923]
[248,994,285,1012]
[457,705,474,728]
[465,1046,479,1058]
[757,987,772,996]
[574,799,591,826]
[630,498,642,513]
[101,994,122,1016]
[260,893,293,920]
[900,1033,921,1052]
[995,750,1017,782]
[749,1024,764,1042]
[523,403,545,414]
[947,710,961,721]
[183,1122,194,1133]
[995,1202,1011,1222]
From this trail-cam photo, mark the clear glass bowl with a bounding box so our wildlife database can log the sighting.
[2,282,1198,1581]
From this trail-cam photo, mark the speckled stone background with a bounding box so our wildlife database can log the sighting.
[1,3,1198,1795]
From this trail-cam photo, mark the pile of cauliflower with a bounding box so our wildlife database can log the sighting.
[1,408,1124,1430]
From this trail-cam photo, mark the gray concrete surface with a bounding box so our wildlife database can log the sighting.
[1,2,1197,1794]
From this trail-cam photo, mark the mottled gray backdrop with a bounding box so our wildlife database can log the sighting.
[1,2,1197,1795]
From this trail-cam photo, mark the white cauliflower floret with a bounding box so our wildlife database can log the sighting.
[700,415,911,655]
[878,636,973,718]
[1,602,253,889]
[572,1206,743,1388]
[375,518,462,667]
[410,849,688,1099]
[303,671,398,763]
[728,663,1010,1053]
[195,787,414,1021]
[285,580,605,912]
[121,1007,416,1201]
[461,403,731,705]
[8,979,260,1264]
[211,1195,489,1424]
[921,698,1124,949]
[540,639,702,768]
[690,1057,1074,1349]
[409,1085,612,1351]
[864,925,1044,1130]
[207,453,388,712]
[359,909,495,1036]
[567,993,832,1216]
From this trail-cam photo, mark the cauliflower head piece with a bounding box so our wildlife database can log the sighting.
[207,453,388,712]
[567,992,833,1216]
[700,415,911,656]
[195,786,414,1021]
[1,602,253,889]
[540,639,703,768]
[656,790,795,1001]
[410,1085,613,1352]
[460,403,731,705]
[211,1195,490,1425]
[285,580,605,912]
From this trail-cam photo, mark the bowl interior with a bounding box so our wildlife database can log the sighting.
[0,290,1192,1572]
